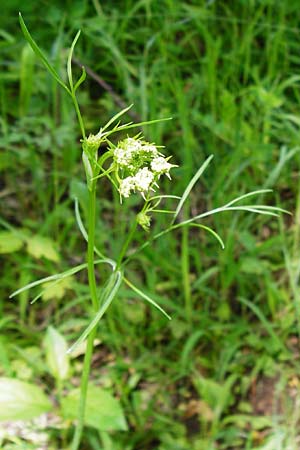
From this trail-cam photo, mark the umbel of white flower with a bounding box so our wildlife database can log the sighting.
[113,137,176,199]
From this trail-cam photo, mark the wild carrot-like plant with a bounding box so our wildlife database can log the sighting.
[12,13,289,449]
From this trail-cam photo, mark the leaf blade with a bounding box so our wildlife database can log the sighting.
[0,377,51,421]
[124,277,171,320]
[19,13,70,94]
[172,155,214,224]
[67,271,123,354]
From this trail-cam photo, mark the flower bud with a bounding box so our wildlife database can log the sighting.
[137,212,151,232]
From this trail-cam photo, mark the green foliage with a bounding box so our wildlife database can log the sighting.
[61,384,128,431]
[0,378,52,421]
[1,1,299,449]
[44,326,70,381]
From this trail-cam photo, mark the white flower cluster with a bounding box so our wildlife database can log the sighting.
[113,137,176,199]
[120,168,154,198]
[114,138,158,170]
[151,156,174,178]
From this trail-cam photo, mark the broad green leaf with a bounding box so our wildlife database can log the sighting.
[0,377,51,421]
[240,257,268,275]
[42,276,73,301]
[61,384,127,431]
[26,235,60,262]
[44,326,69,381]
[0,231,24,254]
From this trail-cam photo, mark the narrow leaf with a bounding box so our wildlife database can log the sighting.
[67,271,123,354]
[103,117,172,138]
[101,104,134,132]
[189,224,225,249]
[223,189,273,207]
[19,13,70,94]
[172,155,214,224]
[67,30,81,91]
[9,259,110,298]
[124,277,171,320]
[74,65,86,92]
[74,198,116,266]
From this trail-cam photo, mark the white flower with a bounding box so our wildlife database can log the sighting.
[119,176,135,197]
[151,156,175,177]
[133,167,154,193]
[114,147,133,166]
[142,143,159,157]
[123,137,142,151]
[114,136,177,201]
[113,138,159,170]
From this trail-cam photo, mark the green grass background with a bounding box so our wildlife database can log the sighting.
[0,1,300,449]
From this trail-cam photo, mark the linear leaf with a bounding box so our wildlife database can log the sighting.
[19,13,70,94]
[67,30,81,91]
[74,65,86,92]
[67,271,123,354]
[74,198,116,266]
[172,155,214,223]
[101,104,134,132]
[124,277,171,320]
[102,117,172,138]
[189,224,225,249]
[223,189,273,207]
[9,259,111,298]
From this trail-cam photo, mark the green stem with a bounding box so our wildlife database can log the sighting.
[117,218,137,268]
[71,185,98,450]
[72,93,86,139]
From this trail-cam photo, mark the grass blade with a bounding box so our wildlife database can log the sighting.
[172,155,214,224]
[238,297,288,354]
